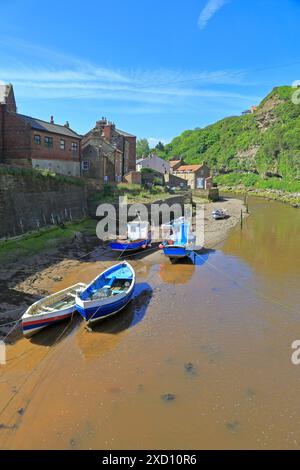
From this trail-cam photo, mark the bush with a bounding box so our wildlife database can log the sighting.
[215,172,300,193]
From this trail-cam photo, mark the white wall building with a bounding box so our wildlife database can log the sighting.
[136,153,170,174]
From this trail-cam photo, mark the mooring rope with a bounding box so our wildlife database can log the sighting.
[193,250,299,316]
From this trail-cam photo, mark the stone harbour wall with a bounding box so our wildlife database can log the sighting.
[0,172,88,239]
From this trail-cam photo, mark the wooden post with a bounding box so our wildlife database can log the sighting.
[240,209,243,230]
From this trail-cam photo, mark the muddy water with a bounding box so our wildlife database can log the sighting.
[1,196,300,450]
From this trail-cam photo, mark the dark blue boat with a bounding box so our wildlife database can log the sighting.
[109,220,151,253]
[160,217,196,262]
[75,261,135,324]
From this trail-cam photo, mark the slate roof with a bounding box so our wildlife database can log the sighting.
[116,128,135,138]
[16,114,81,139]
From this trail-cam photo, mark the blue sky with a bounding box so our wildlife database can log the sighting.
[1,0,300,144]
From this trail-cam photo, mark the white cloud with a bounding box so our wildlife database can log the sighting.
[0,36,258,112]
[198,0,231,29]
[148,137,171,147]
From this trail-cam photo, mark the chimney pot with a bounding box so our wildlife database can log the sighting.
[50,115,54,124]
[64,121,70,128]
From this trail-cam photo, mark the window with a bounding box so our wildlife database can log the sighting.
[81,161,90,171]
[44,136,53,148]
[34,134,41,145]
[71,142,78,152]
[60,139,65,150]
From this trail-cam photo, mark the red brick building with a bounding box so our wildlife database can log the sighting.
[94,118,136,175]
[0,84,81,176]
[0,85,136,181]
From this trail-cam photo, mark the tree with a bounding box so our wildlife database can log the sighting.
[155,141,165,151]
[136,138,150,158]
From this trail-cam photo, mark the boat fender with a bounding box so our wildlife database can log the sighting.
[159,243,164,249]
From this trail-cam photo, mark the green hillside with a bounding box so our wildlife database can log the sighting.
[158,86,300,182]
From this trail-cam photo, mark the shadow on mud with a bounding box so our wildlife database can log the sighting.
[28,315,81,347]
[87,242,161,263]
[88,282,153,333]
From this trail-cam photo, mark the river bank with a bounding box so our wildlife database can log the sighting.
[218,185,300,208]
[0,197,246,334]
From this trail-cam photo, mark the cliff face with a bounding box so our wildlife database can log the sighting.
[159,86,300,180]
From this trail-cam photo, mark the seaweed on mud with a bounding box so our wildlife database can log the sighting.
[225,421,241,433]
[161,393,176,402]
[184,362,197,376]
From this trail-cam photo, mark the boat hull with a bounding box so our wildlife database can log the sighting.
[162,246,191,260]
[75,261,136,325]
[76,289,134,324]
[109,238,151,252]
[22,308,74,337]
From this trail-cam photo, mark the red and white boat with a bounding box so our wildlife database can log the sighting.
[22,283,86,337]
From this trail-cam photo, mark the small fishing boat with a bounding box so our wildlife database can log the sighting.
[75,261,135,324]
[212,209,227,220]
[109,220,151,253]
[22,283,86,337]
[160,217,196,262]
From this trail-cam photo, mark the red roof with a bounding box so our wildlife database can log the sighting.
[176,164,203,173]
[170,160,182,168]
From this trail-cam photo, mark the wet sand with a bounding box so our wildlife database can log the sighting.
[6,197,300,449]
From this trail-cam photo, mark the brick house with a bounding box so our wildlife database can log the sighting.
[81,124,122,183]
[81,118,136,183]
[0,84,81,176]
[94,118,136,176]
[172,163,211,189]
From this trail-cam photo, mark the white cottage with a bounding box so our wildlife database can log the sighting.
[136,153,170,174]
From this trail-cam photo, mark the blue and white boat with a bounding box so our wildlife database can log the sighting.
[109,220,151,253]
[160,217,196,262]
[75,261,135,324]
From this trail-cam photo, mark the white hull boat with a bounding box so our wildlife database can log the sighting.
[22,283,86,337]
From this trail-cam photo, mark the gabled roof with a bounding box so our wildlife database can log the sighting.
[15,114,81,139]
[176,164,203,173]
[116,128,135,138]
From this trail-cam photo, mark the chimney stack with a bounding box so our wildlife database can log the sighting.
[50,116,54,124]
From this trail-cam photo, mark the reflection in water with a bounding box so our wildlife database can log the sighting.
[159,258,195,285]
[158,251,211,284]
[222,197,300,279]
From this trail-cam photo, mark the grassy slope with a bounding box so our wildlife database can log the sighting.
[0,165,85,186]
[88,183,172,204]
[0,219,97,264]
[157,86,300,190]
